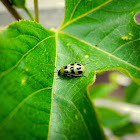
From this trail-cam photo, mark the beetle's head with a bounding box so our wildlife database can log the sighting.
[58,70,60,75]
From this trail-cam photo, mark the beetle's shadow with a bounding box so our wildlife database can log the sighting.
[56,75,79,80]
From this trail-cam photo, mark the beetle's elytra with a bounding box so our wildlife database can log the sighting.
[58,62,86,78]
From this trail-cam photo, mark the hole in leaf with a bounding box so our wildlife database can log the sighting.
[134,11,140,24]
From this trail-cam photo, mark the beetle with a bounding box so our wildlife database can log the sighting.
[47,60,87,78]
[58,62,86,78]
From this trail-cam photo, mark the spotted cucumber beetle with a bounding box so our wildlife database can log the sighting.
[47,60,87,78]
[58,62,86,78]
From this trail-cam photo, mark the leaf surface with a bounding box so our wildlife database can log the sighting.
[60,0,140,84]
[0,0,140,140]
[0,20,105,140]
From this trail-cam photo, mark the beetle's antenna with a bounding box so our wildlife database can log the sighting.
[51,59,58,71]
[74,61,88,65]
[83,62,88,65]
[46,72,56,78]
[47,59,58,78]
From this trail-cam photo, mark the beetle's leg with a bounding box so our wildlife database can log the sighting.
[73,76,77,80]
[70,75,74,78]
[46,72,56,78]
[66,74,70,78]
[56,77,60,80]
[71,75,77,80]
[75,62,81,64]
[83,63,88,65]
[82,74,87,77]
[67,74,76,79]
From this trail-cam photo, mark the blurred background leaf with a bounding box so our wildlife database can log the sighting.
[8,0,26,9]
[125,82,140,105]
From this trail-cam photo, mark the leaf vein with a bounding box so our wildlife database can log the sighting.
[0,87,52,129]
[0,35,55,79]
[59,0,113,30]
[97,24,120,46]
[60,31,140,71]
[53,93,93,140]
[111,38,140,54]
[69,0,82,21]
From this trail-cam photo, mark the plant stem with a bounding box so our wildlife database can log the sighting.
[24,7,34,21]
[1,0,22,20]
[34,0,39,22]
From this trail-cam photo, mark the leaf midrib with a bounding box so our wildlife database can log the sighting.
[47,32,93,140]
[47,32,58,140]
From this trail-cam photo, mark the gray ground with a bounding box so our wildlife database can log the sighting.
[0,9,64,28]
[0,0,65,28]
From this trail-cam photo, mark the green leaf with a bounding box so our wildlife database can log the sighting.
[125,82,140,105]
[8,0,34,20]
[112,123,136,137]
[0,0,140,139]
[97,107,137,137]
[59,0,140,84]
[8,0,26,8]
[97,107,130,130]
[0,21,105,140]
